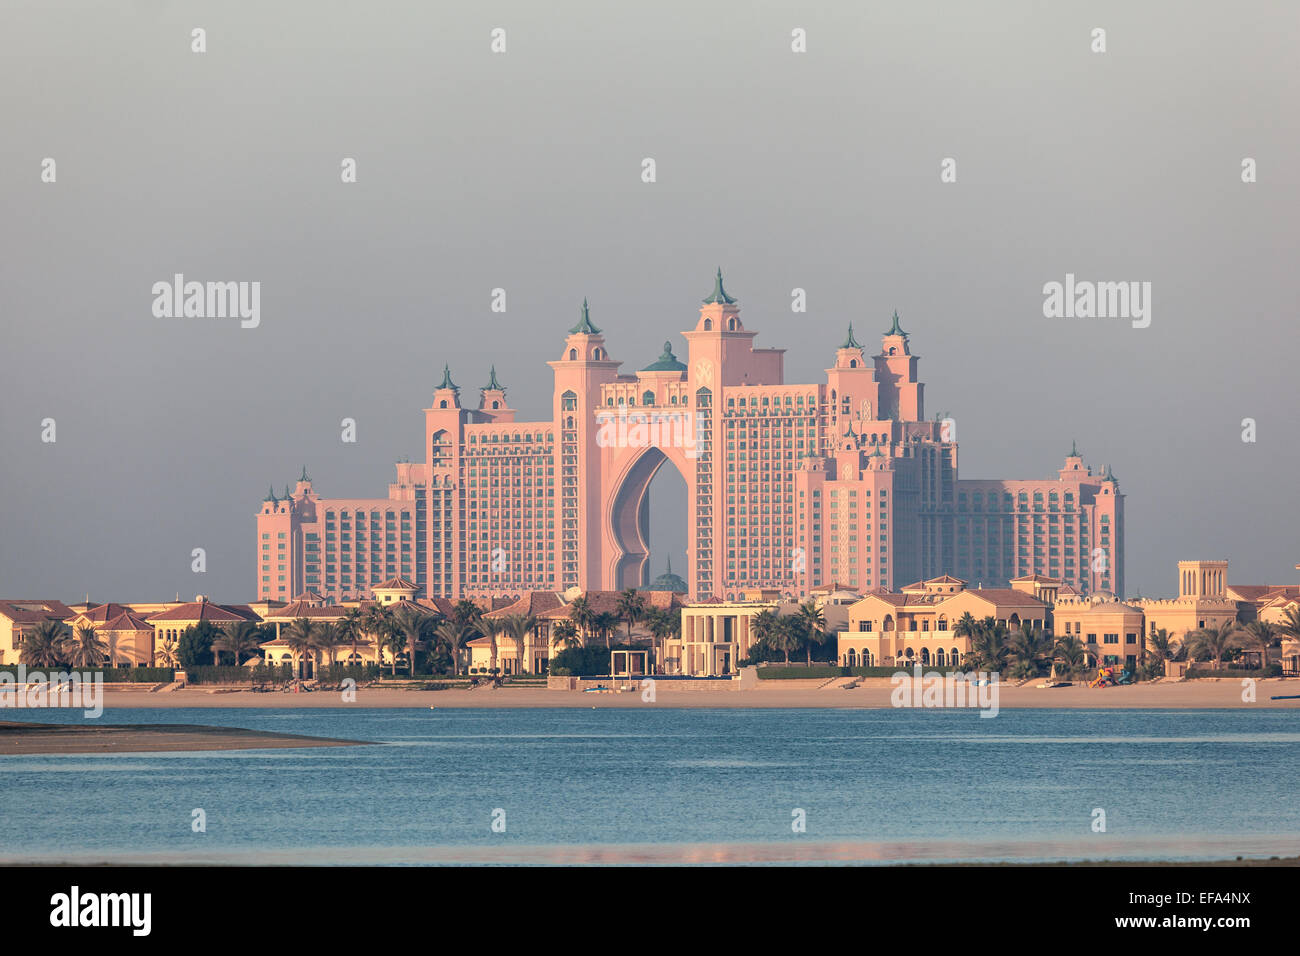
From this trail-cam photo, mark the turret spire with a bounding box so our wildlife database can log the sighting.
[1071,438,1078,457]
[437,364,459,391]
[265,486,277,503]
[568,298,602,335]
[483,365,505,392]
[884,310,907,337]
[300,465,309,482]
[702,267,737,305]
[841,323,862,349]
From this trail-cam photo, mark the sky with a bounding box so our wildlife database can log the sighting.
[1,1,1297,603]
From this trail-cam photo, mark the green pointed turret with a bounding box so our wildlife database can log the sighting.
[1071,439,1079,457]
[265,486,278,503]
[569,298,602,335]
[1103,463,1116,482]
[284,483,293,499]
[437,364,459,391]
[483,365,505,392]
[702,268,737,305]
[841,323,862,349]
[299,465,309,482]
[884,310,907,337]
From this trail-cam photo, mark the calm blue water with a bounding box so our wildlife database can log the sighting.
[2,707,1297,864]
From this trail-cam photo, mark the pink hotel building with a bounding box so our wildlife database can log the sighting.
[256,271,1123,603]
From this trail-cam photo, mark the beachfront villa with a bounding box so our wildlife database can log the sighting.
[254,272,1126,607]
[836,575,1054,668]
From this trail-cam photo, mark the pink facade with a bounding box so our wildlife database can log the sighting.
[256,272,1124,602]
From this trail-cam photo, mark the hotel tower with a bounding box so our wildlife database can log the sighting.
[256,271,1124,603]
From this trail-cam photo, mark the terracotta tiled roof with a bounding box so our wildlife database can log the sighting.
[222,604,263,621]
[0,599,75,625]
[1226,585,1282,602]
[373,577,420,592]
[484,592,565,620]
[1009,574,1060,584]
[926,575,967,585]
[80,603,137,624]
[960,588,1051,608]
[145,601,248,624]
[101,611,154,632]
[263,601,349,621]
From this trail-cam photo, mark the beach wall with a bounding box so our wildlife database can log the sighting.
[547,676,741,693]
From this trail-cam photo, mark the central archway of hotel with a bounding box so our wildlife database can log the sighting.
[609,447,688,591]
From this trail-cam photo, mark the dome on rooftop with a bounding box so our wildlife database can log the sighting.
[640,342,687,373]
[646,558,687,593]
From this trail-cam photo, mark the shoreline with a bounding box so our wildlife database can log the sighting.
[64,677,1300,710]
[0,720,371,755]
[2,838,1296,867]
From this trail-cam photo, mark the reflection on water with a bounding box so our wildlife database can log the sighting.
[1,707,1297,864]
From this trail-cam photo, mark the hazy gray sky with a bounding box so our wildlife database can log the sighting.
[2,1,1296,603]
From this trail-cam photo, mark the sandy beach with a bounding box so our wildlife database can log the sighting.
[0,720,371,755]
[87,677,1300,710]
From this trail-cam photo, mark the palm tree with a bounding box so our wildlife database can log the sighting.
[1240,620,1277,669]
[768,616,800,664]
[392,605,433,676]
[797,601,826,666]
[1187,621,1242,670]
[155,635,180,668]
[435,620,466,675]
[66,625,107,669]
[616,589,647,645]
[567,596,595,644]
[20,621,70,667]
[283,618,317,679]
[970,621,1011,673]
[646,608,680,674]
[593,611,621,649]
[1145,627,1175,670]
[954,612,979,642]
[362,604,395,671]
[1008,624,1047,678]
[1052,634,1087,680]
[336,606,367,668]
[384,631,407,676]
[215,621,263,667]
[312,623,345,676]
[551,620,580,651]
[472,616,502,673]
[1276,605,1300,644]
[502,613,538,675]
[749,609,777,659]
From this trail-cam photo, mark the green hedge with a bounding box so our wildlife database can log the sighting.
[757,664,970,680]
[1187,664,1282,679]
[0,666,173,683]
[186,664,292,684]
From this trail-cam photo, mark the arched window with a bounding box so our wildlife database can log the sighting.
[703,319,712,330]
[642,390,655,406]
[849,359,857,368]
[888,347,896,355]
[439,400,447,408]
[569,348,577,360]
[593,347,603,360]
[728,318,737,330]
